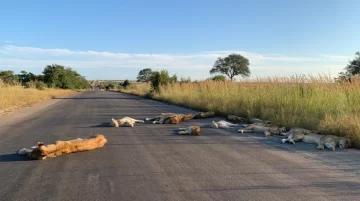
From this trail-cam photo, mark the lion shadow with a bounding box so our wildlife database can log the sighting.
[0,153,32,162]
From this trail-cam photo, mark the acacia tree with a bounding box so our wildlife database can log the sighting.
[137,68,153,82]
[210,54,250,81]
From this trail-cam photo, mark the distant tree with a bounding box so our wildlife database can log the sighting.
[0,70,19,85]
[210,54,250,81]
[180,77,192,83]
[336,51,360,82]
[18,70,39,85]
[208,75,227,81]
[137,68,153,82]
[122,79,131,88]
[42,64,90,89]
[149,70,175,91]
[170,74,178,83]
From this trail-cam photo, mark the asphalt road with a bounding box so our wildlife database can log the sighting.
[0,91,359,201]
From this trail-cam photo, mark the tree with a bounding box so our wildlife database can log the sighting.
[149,70,176,91]
[122,80,131,88]
[42,64,90,89]
[170,74,178,83]
[210,54,250,81]
[336,51,360,82]
[208,75,227,81]
[137,68,153,82]
[0,70,19,85]
[180,77,191,83]
[18,70,42,85]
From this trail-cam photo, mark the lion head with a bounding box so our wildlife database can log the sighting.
[27,142,47,160]
[339,138,351,149]
[109,118,119,127]
[191,126,201,136]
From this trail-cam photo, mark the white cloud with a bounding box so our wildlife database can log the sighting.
[0,45,349,80]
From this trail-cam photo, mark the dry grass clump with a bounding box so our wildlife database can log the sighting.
[121,74,360,147]
[0,79,75,115]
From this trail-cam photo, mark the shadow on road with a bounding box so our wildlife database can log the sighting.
[0,153,31,162]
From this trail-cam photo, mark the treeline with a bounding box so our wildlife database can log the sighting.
[0,64,91,90]
[136,68,228,92]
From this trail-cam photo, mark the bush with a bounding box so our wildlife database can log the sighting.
[208,75,227,81]
[150,70,177,91]
[25,80,46,90]
[122,80,131,89]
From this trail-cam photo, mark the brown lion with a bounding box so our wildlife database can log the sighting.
[145,113,194,124]
[177,126,201,136]
[18,135,108,160]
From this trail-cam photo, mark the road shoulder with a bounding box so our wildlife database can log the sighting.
[0,92,81,129]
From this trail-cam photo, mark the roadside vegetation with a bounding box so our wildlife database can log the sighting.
[0,64,91,115]
[120,52,360,148]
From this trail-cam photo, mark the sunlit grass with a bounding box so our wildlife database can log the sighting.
[122,74,360,148]
[0,80,75,115]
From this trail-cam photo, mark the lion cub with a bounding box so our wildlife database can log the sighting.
[177,126,201,136]
[109,117,145,127]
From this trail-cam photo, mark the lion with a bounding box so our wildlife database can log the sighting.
[210,120,238,129]
[177,126,201,136]
[227,115,247,124]
[145,113,194,124]
[280,127,320,136]
[281,132,350,151]
[109,117,145,127]
[281,131,322,145]
[18,134,108,160]
[317,135,351,151]
[239,124,286,136]
[248,118,272,125]
[193,111,216,119]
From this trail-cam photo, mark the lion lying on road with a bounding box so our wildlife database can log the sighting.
[227,115,247,123]
[177,126,201,136]
[210,120,238,129]
[239,124,286,136]
[109,117,145,127]
[281,131,351,151]
[193,111,216,119]
[280,127,320,136]
[18,134,108,160]
[145,113,194,124]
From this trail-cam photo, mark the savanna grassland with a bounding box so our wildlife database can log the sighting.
[0,80,75,115]
[121,75,360,148]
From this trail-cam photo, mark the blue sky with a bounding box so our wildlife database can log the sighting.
[0,0,359,80]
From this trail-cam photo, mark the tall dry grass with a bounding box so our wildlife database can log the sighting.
[122,74,360,148]
[0,80,75,115]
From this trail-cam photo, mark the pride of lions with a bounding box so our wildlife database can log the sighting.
[18,111,351,160]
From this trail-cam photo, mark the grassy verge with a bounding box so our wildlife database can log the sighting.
[121,75,360,148]
[0,84,75,115]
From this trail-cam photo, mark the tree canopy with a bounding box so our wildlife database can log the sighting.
[210,54,250,81]
[336,51,360,82]
[137,68,153,82]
